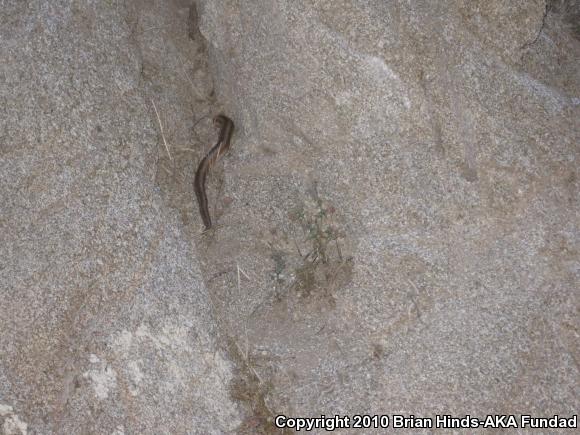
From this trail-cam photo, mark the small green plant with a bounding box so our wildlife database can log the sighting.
[302,198,340,265]
[296,193,342,265]
[289,193,348,299]
[271,250,286,284]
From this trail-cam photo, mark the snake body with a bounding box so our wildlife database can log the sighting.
[194,114,235,230]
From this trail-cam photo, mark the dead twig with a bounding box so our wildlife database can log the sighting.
[151,99,172,161]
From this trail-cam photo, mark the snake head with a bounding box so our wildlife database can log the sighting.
[213,114,226,127]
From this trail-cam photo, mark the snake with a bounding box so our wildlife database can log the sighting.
[194,114,235,230]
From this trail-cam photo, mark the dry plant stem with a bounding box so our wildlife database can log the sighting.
[151,99,172,160]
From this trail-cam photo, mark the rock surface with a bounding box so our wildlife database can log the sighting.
[196,0,579,432]
[1,0,578,434]
[1,1,240,433]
